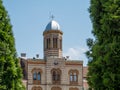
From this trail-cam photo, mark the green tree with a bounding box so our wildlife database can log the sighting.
[86,0,120,89]
[0,0,25,90]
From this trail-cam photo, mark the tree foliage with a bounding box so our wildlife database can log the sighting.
[0,0,25,90]
[86,0,120,89]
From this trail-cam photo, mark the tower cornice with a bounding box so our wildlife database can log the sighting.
[43,30,63,36]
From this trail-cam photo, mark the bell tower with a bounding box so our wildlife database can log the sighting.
[43,20,63,59]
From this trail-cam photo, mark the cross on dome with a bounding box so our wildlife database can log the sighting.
[50,14,55,20]
[45,15,60,31]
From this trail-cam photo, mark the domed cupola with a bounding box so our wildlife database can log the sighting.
[43,19,63,59]
[45,20,60,31]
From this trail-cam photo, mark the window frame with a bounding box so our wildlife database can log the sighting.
[51,68,61,84]
[32,68,42,85]
[69,69,79,85]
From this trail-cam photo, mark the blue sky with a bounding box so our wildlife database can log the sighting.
[3,0,93,66]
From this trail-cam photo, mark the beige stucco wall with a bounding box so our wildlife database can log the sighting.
[27,58,83,90]
[27,62,46,85]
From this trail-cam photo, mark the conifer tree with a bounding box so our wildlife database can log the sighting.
[86,0,120,89]
[0,0,25,90]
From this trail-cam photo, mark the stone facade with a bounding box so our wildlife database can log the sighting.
[21,57,83,90]
[20,20,87,90]
[83,67,89,90]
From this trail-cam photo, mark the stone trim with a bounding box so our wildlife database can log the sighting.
[31,68,43,73]
[43,30,63,35]
[69,69,79,85]
[28,83,83,86]
[28,61,46,64]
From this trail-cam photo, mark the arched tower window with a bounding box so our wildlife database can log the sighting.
[47,38,51,49]
[51,68,61,84]
[60,39,62,50]
[69,70,78,84]
[53,38,57,48]
[43,20,63,59]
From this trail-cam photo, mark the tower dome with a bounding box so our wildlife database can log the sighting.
[45,20,60,31]
[43,19,63,59]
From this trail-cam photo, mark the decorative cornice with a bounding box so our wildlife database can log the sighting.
[28,60,46,64]
[43,30,63,35]
[28,83,83,86]
[65,61,83,65]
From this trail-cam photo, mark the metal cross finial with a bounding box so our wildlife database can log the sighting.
[50,14,55,20]
[49,12,55,20]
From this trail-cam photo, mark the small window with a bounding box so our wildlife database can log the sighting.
[53,38,57,48]
[47,38,51,49]
[53,71,56,81]
[38,72,41,80]
[57,74,60,81]
[52,71,60,81]
[70,72,73,81]
[32,68,42,84]
[73,72,77,81]
[33,72,37,80]
[69,70,78,84]
[52,69,61,84]
[60,39,62,49]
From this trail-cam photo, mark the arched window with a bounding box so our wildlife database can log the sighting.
[69,70,78,84]
[38,72,41,80]
[73,72,77,81]
[53,71,56,81]
[70,72,73,81]
[51,68,61,84]
[53,38,57,48]
[32,86,37,90]
[51,87,61,90]
[32,86,42,90]
[52,70,60,81]
[47,38,51,49]
[33,72,37,80]
[37,87,42,90]
[32,68,42,84]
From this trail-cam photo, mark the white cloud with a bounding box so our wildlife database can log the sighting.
[63,47,88,66]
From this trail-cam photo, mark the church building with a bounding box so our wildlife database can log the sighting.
[20,19,84,90]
